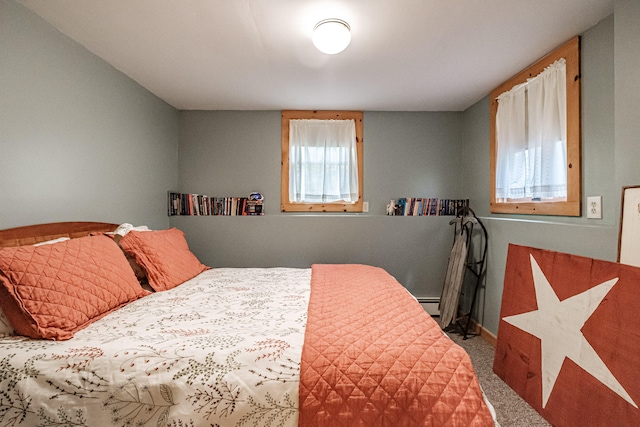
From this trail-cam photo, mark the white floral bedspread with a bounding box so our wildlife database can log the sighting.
[0,267,311,427]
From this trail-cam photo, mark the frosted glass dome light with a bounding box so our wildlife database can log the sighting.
[312,19,351,55]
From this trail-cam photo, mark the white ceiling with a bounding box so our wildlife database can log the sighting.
[18,0,614,111]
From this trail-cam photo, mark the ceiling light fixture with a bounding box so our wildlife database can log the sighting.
[312,19,351,55]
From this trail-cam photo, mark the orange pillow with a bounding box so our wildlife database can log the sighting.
[118,228,209,292]
[0,235,148,340]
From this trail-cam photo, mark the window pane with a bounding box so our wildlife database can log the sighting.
[281,110,363,213]
[289,119,358,203]
[490,37,580,216]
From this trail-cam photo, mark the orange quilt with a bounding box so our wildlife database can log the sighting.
[299,264,494,426]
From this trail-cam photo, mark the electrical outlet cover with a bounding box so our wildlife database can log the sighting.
[587,196,602,219]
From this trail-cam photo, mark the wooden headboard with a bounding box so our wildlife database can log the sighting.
[0,222,119,247]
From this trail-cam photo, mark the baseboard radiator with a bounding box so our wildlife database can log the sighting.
[416,297,440,317]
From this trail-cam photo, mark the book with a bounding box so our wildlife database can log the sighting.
[167,193,264,216]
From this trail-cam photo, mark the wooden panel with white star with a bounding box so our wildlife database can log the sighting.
[494,244,640,427]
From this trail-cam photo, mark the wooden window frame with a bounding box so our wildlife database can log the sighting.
[490,37,581,216]
[281,110,363,212]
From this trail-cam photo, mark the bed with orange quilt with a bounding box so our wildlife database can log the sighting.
[0,222,496,426]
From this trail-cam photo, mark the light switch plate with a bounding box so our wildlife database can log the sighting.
[587,196,602,219]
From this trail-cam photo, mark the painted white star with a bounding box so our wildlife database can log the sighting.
[503,253,637,409]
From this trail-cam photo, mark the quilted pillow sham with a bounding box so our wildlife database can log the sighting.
[0,235,149,340]
[118,228,209,292]
[0,238,72,336]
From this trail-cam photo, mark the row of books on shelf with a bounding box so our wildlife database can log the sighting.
[392,198,469,216]
[168,193,263,216]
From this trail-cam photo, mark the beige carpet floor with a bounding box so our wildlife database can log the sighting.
[449,332,551,427]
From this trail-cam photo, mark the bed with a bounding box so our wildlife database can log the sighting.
[0,222,496,426]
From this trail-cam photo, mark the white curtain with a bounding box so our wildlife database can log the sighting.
[496,58,567,200]
[496,83,527,199]
[289,119,358,203]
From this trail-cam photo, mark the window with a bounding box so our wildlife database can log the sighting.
[281,110,363,212]
[490,37,581,216]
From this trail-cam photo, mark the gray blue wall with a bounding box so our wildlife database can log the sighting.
[463,6,640,335]
[614,0,640,191]
[172,111,465,298]
[1,0,178,230]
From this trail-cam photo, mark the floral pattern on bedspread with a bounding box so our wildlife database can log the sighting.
[0,267,310,427]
